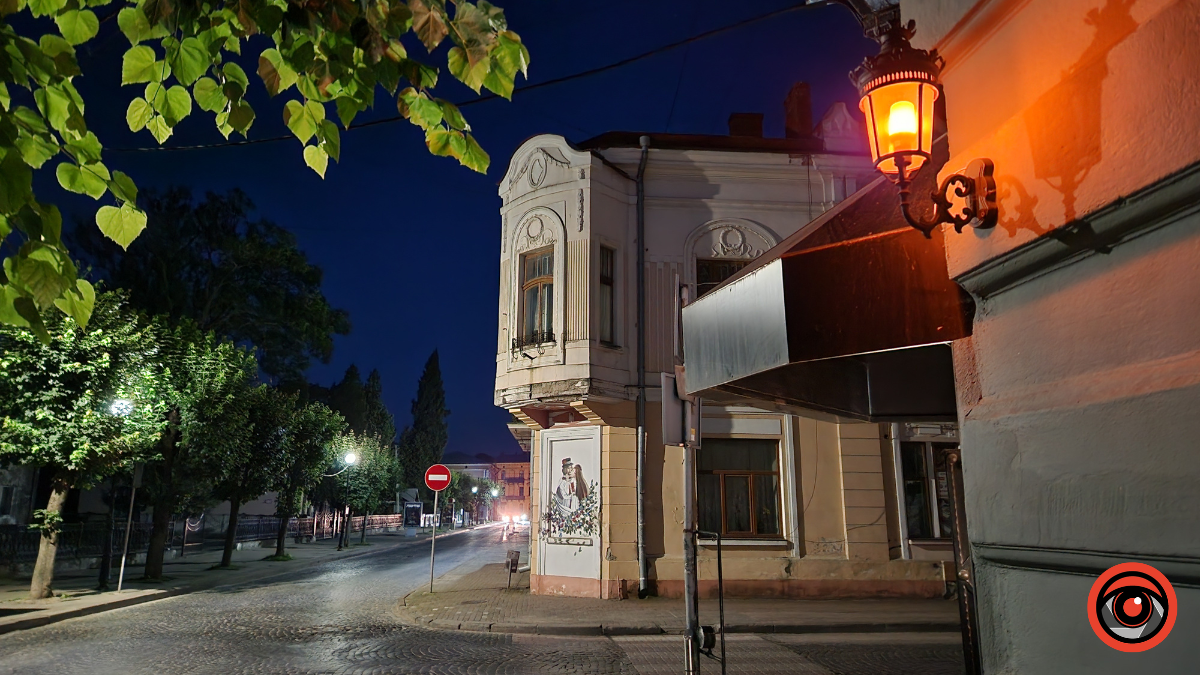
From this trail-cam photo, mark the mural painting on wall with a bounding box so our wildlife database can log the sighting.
[543,456,598,546]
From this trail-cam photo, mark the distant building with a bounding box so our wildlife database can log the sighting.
[440,452,494,481]
[489,454,531,520]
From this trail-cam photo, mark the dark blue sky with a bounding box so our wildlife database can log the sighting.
[62,1,874,457]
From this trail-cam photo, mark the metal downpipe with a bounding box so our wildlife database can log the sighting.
[635,135,650,598]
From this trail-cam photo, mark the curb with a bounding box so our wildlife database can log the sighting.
[404,618,961,637]
[0,523,491,636]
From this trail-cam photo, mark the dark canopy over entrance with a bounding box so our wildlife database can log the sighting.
[681,175,972,422]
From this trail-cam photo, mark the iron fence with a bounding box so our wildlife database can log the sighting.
[0,521,155,566]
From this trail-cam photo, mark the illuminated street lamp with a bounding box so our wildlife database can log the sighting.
[337,451,357,551]
[851,19,997,237]
[109,399,134,416]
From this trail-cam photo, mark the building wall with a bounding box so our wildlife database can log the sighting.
[903,0,1200,670]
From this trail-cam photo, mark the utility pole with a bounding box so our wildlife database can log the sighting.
[682,398,701,674]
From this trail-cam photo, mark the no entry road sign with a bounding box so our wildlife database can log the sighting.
[425,464,451,492]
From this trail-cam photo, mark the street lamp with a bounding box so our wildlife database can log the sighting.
[109,399,134,416]
[850,18,997,237]
[337,451,356,550]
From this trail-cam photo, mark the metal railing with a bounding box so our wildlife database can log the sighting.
[0,522,155,566]
[511,330,555,351]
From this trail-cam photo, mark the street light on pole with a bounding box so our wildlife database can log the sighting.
[337,451,357,551]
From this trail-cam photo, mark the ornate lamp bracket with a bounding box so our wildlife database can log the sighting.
[895,157,998,238]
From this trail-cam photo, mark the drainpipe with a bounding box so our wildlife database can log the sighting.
[635,135,650,598]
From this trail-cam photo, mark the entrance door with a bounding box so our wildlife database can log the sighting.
[538,426,601,580]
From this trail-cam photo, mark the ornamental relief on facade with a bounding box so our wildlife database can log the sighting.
[685,219,777,264]
[710,225,764,258]
[508,147,573,195]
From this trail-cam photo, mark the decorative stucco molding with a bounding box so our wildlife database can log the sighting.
[683,218,780,287]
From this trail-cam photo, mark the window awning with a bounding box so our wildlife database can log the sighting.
[681,175,973,422]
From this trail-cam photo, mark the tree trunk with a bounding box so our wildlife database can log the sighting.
[29,481,69,599]
[275,515,289,558]
[220,495,242,568]
[360,512,368,544]
[144,499,172,579]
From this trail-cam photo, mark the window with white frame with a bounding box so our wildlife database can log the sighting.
[599,246,616,345]
[899,441,957,540]
[518,247,554,347]
[697,438,782,537]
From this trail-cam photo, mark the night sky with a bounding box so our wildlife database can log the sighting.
[54,1,875,457]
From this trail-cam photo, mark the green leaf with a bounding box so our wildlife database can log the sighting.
[0,285,31,328]
[0,151,33,214]
[447,46,488,92]
[27,0,66,18]
[126,97,153,131]
[335,97,359,128]
[227,100,254,136]
[53,278,94,329]
[117,7,153,44]
[108,171,137,204]
[15,132,59,168]
[34,86,80,134]
[424,128,454,157]
[95,203,147,250]
[409,0,448,51]
[65,131,102,163]
[14,296,51,343]
[436,99,468,131]
[319,119,339,162]
[460,133,489,173]
[55,10,99,46]
[15,246,69,309]
[258,48,297,96]
[193,77,226,113]
[397,88,441,130]
[223,62,250,90]
[170,37,209,85]
[303,144,327,178]
[482,63,514,100]
[161,86,192,126]
[283,99,315,144]
[0,83,9,111]
[146,115,172,143]
[122,45,157,84]
[144,83,168,113]
[56,162,108,199]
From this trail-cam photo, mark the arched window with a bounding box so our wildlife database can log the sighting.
[519,247,554,347]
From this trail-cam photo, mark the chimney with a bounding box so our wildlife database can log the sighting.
[785,82,813,138]
[727,113,763,137]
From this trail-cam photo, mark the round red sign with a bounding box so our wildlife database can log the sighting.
[424,464,451,492]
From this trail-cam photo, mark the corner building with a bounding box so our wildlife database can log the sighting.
[495,92,953,599]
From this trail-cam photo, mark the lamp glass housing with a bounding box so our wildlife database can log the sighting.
[859,79,938,178]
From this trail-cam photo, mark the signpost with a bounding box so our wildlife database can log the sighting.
[507,549,521,589]
[425,464,451,592]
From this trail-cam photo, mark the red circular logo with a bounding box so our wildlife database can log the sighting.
[424,464,451,492]
[1087,562,1176,652]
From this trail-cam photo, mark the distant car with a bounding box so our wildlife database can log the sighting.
[502,515,511,523]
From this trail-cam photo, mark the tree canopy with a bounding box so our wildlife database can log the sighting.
[77,187,350,385]
[0,0,529,336]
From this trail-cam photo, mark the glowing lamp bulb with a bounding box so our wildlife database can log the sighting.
[109,399,134,416]
[344,451,357,465]
[887,101,918,153]
[471,486,478,493]
[491,489,499,497]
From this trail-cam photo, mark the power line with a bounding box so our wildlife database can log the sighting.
[108,2,814,153]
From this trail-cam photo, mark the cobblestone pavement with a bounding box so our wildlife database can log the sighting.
[0,526,964,674]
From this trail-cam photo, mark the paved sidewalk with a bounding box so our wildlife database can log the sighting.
[0,522,495,634]
[398,531,962,637]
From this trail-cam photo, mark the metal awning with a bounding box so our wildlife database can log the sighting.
[681,175,973,422]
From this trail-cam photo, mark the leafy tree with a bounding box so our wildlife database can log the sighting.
[212,384,293,567]
[446,471,498,524]
[0,0,530,333]
[76,187,350,386]
[271,400,345,558]
[140,322,256,579]
[398,350,448,494]
[332,431,395,545]
[0,292,164,598]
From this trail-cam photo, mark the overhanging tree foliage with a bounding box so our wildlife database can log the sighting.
[76,187,350,385]
[0,291,164,598]
[333,431,396,544]
[0,0,529,336]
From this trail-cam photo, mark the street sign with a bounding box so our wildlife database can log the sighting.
[424,464,451,492]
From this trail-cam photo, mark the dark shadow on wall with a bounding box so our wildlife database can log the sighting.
[1024,0,1139,225]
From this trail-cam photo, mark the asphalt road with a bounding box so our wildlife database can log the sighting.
[0,525,963,674]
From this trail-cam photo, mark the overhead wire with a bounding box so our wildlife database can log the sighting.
[107,2,817,153]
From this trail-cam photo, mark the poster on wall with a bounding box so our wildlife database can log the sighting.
[539,427,602,580]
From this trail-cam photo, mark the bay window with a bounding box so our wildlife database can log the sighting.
[518,247,554,348]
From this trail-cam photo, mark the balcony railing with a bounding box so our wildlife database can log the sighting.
[512,330,555,352]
